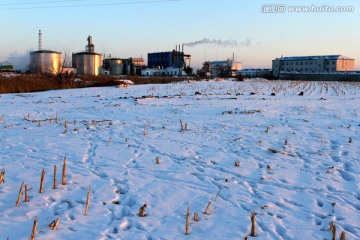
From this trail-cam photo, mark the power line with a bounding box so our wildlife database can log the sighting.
[0,0,181,10]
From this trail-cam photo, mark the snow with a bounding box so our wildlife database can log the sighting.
[0,79,359,240]
[115,79,134,85]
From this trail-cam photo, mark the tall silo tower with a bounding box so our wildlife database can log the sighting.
[72,36,102,76]
[29,30,62,74]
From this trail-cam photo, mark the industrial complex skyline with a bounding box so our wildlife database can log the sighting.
[0,0,359,70]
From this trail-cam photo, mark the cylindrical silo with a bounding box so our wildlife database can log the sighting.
[123,62,131,75]
[130,63,135,75]
[29,50,62,74]
[109,59,123,75]
[72,52,103,76]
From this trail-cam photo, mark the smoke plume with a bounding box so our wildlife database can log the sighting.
[183,38,237,47]
[6,51,30,71]
[241,38,251,47]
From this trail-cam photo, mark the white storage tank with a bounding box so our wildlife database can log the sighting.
[72,52,103,76]
[29,50,62,74]
[72,36,103,76]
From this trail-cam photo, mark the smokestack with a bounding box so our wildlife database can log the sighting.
[38,30,42,50]
[179,44,181,75]
[182,43,184,67]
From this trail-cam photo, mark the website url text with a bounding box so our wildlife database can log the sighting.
[261,4,355,13]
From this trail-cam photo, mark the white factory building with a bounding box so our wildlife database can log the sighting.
[141,67,186,76]
[272,55,355,78]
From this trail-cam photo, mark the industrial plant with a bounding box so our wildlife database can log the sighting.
[2,30,359,81]
[23,31,195,77]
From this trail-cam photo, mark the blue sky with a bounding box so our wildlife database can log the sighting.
[0,0,359,70]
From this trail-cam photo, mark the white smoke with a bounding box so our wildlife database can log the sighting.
[183,38,237,47]
[241,38,251,47]
[6,51,30,71]
[183,38,251,48]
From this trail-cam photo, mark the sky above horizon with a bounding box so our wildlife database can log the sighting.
[0,0,359,70]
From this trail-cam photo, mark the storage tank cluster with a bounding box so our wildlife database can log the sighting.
[103,58,136,75]
[29,31,103,76]
[29,31,142,76]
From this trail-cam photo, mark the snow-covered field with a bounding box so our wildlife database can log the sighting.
[0,79,359,240]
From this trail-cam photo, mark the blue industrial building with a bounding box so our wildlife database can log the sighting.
[148,51,184,69]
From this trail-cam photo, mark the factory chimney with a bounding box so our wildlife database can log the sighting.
[38,30,42,50]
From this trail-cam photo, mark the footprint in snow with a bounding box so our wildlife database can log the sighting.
[339,170,355,181]
[316,199,324,208]
[68,226,77,232]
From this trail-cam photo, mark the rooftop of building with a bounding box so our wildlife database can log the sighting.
[239,68,271,72]
[31,50,62,54]
[72,51,102,56]
[148,51,183,55]
[276,55,354,61]
[132,57,144,61]
[210,60,242,66]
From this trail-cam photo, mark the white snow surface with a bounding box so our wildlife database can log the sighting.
[0,79,360,240]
